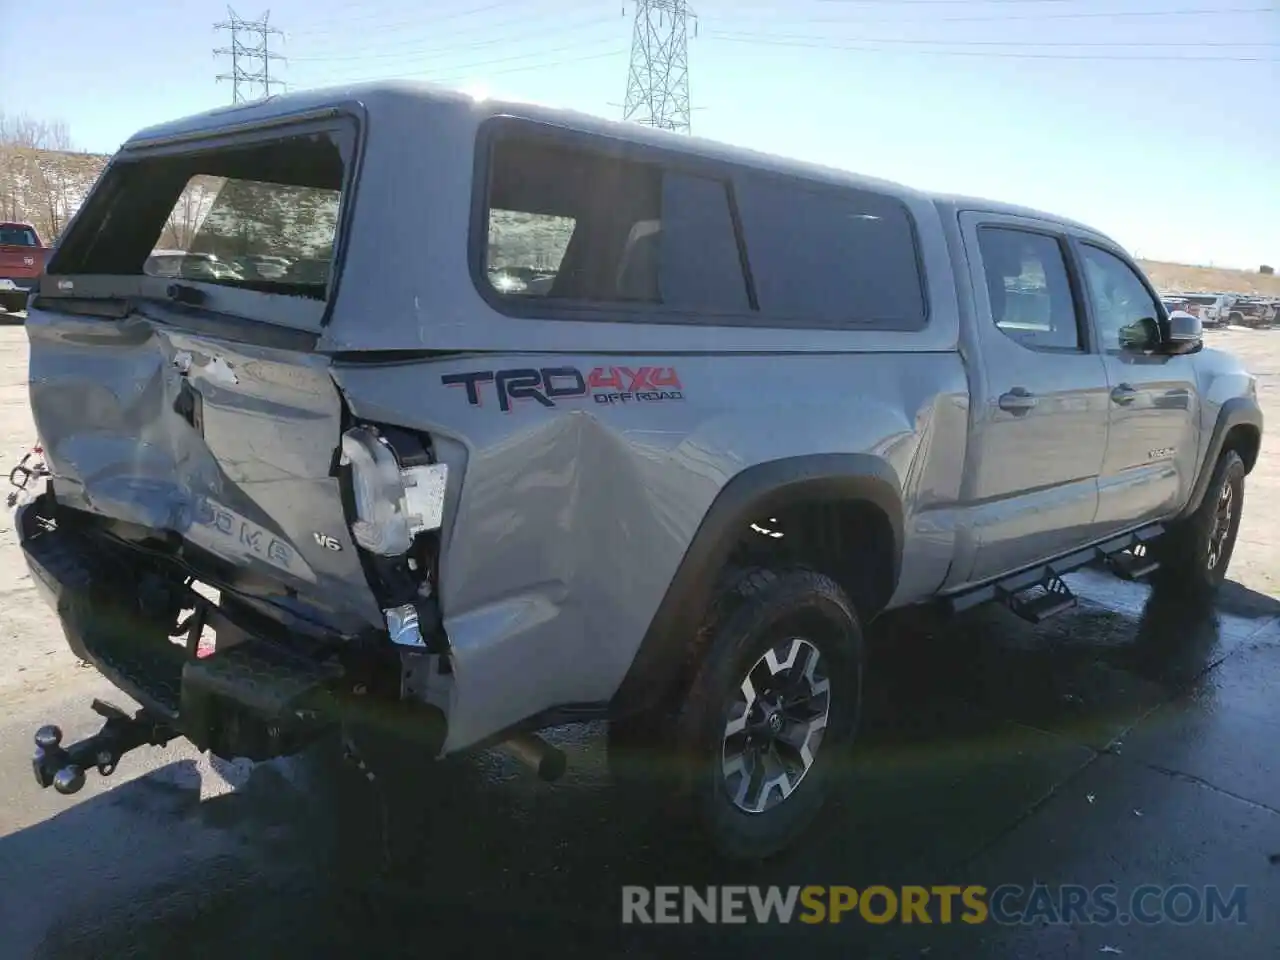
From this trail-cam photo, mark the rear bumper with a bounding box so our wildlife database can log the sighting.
[0,276,38,291]
[17,493,446,761]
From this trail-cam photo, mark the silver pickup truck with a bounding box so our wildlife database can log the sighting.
[11,83,1262,861]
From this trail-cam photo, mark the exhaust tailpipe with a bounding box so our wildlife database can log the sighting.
[497,733,566,782]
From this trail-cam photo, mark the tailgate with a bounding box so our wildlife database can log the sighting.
[0,222,43,278]
[26,307,381,632]
[26,307,382,633]
[21,110,382,633]
[0,243,41,279]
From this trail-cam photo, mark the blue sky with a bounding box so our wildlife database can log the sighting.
[2,0,1276,268]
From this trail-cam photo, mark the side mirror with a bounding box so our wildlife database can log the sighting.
[1118,316,1162,352]
[1161,310,1203,355]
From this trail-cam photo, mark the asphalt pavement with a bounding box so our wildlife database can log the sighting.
[0,568,1276,960]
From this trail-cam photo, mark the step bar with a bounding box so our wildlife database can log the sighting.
[943,522,1166,622]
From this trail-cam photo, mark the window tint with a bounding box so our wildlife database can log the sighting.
[658,172,749,311]
[977,227,1081,351]
[733,175,925,328]
[1079,245,1162,351]
[481,132,748,312]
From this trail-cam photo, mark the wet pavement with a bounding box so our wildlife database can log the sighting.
[0,569,1276,959]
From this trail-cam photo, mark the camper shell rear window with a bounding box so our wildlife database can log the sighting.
[46,115,357,330]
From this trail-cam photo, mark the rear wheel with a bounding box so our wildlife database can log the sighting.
[1154,449,1245,596]
[674,567,864,861]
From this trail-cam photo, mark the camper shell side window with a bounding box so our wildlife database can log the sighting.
[470,117,929,331]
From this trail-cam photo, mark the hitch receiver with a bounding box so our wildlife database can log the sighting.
[32,699,177,795]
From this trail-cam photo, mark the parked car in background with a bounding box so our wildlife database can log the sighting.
[233,253,293,280]
[0,221,51,314]
[1173,292,1237,327]
[144,250,245,282]
[1227,296,1277,328]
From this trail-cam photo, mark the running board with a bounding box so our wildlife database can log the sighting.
[1102,545,1160,581]
[943,522,1166,618]
[997,571,1077,624]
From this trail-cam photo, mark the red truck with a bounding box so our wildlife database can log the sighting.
[0,221,51,314]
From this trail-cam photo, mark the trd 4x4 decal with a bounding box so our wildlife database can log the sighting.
[442,366,684,412]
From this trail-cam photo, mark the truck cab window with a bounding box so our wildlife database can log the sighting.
[1079,244,1163,352]
[977,227,1081,351]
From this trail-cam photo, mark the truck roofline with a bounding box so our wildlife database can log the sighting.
[931,195,1119,247]
[119,81,1122,249]
[119,81,926,202]
[117,81,1131,239]
[121,81,1124,254]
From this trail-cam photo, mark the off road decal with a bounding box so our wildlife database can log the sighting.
[442,366,684,413]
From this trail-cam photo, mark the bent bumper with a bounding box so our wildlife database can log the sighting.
[17,494,447,761]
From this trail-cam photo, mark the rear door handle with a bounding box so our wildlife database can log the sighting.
[1110,383,1138,405]
[998,388,1037,414]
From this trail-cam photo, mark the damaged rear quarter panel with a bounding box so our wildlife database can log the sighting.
[332,351,967,753]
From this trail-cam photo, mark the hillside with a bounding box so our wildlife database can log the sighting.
[1137,260,1280,297]
[0,146,108,244]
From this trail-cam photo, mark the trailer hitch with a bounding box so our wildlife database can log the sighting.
[32,699,177,795]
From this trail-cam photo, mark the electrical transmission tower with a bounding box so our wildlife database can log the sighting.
[622,0,695,134]
[214,7,286,105]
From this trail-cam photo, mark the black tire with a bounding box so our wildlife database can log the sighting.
[673,567,864,862]
[1154,449,1246,596]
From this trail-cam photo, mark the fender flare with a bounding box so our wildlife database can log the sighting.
[1178,396,1263,520]
[609,453,904,718]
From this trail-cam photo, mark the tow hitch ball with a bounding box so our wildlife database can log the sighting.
[32,699,176,796]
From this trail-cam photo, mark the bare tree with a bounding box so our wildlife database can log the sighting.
[159,176,222,250]
[0,111,107,241]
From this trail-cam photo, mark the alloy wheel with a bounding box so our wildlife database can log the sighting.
[721,636,831,815]
[1207,481,1235,572]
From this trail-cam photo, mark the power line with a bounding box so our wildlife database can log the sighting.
[731,5,1276,26]
[214,7,286,104]
[312,46,627,89]
[432,46,627,85]
[812,0,1084,4]
[300,39,624,83]
[288,13,617,63]
[623,0,696,134]
[704,32,1278,60]
[285,1,516,38]
[707,30,1280,48]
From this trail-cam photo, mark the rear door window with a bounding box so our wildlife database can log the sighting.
[977,226,1082,351]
